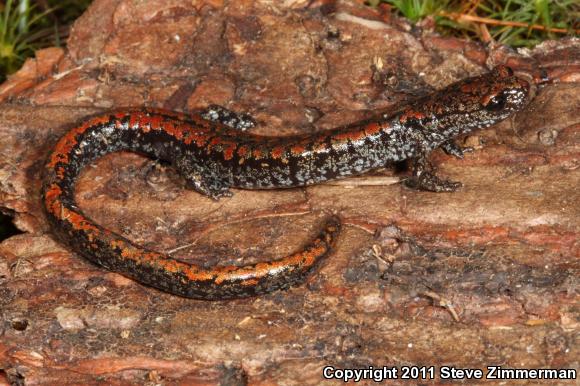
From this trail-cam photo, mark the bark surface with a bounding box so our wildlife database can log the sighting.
[0,0,578,384]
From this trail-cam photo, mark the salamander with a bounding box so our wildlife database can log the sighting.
[42,65,530,300]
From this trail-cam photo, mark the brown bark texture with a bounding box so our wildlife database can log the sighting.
[0,0,578,384]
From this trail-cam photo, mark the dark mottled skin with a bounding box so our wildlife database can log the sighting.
[42,65,529,299]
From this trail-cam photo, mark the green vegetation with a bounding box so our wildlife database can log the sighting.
[369,0,579,47]
[0,0,91,82]
[376,0,450,22]
[0,0,47,77]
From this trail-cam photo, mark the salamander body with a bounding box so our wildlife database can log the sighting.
[42,65,529,299]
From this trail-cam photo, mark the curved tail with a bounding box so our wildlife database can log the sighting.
[42,110,340,299]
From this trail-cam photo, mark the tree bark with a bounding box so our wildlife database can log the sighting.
[0,0,578,384]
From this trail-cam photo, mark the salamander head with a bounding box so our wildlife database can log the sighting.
[407,65,530,136]
[472,65,530,116]
[456,66,528,112]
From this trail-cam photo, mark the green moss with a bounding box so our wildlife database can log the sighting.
[372,0,579,47]
[0,0,92,82]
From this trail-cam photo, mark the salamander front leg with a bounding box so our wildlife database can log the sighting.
[404,156,462,192]
[441,140,474,159]
[200,105,257,131]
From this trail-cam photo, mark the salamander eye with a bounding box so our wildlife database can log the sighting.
[485,93,507,111]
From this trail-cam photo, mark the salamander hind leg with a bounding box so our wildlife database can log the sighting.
[174,157,232,200]
[441,140,474,159]
[188,175,233,200]
[404,156,462,192]
[200,105,256,131]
